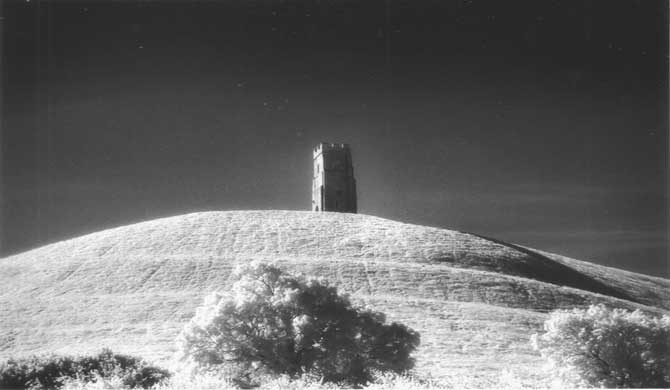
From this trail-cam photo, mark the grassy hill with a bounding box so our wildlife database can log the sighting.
[1,210,668,384]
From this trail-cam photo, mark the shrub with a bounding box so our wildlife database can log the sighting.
[531,304,670,388]
[177,261,420,386]
[0,349,170,389]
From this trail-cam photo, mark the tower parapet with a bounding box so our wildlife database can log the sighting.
[312,143,357,213]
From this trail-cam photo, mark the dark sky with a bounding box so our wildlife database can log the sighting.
[2,0,668,277]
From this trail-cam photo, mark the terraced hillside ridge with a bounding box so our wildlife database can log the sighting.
[1,211,668,383]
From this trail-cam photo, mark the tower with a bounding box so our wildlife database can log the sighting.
[312,143,357,213]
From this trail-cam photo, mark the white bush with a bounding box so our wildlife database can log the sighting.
[175,261,419,386]
[532,304,670,388]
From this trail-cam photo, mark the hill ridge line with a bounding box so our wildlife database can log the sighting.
[466,233,640,304]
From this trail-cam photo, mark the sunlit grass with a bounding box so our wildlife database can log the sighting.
[61,368,553,390]
[3,211,667,386]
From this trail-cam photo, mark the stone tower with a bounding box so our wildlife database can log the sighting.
[312,143,357,213]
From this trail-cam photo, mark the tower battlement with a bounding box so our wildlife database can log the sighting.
[313,142,350,157]
[312,142,357,213]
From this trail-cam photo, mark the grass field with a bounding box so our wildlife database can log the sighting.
[60,369,545,390]
[1,210,668,385]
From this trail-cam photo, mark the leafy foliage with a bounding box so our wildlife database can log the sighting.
[177,261,420,385]
[0,349,170,389]
[532,304,670,388]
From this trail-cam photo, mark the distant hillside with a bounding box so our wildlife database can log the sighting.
[1,211,667,383]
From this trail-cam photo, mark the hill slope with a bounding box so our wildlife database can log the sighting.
[1,211,668,382]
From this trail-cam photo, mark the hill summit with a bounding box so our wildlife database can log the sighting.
[1,211,668,381]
